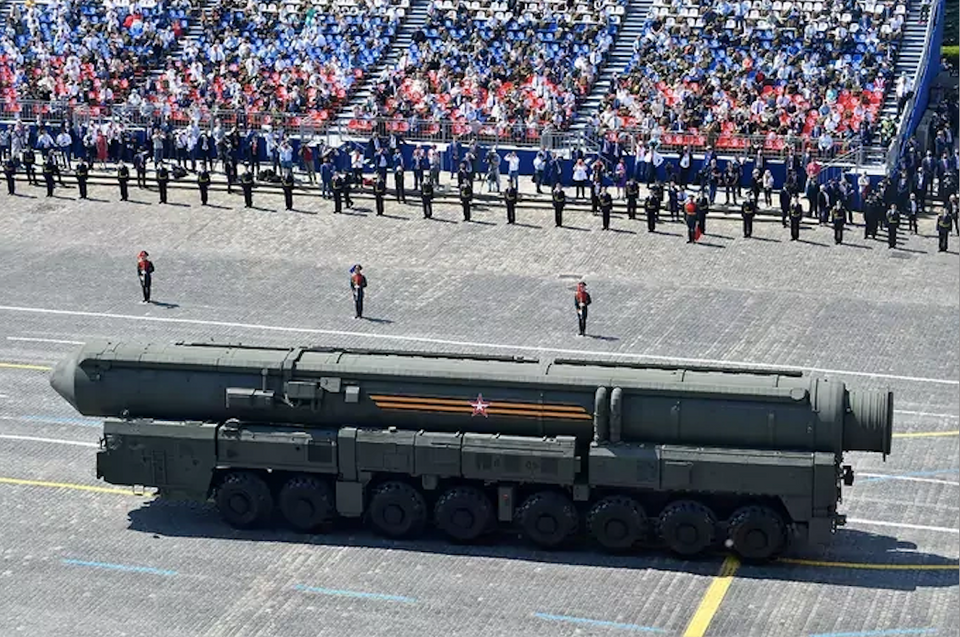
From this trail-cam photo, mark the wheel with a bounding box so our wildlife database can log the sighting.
[278,475,334,533]
[657,500,717,557]
[727,505,788,562]
[434,487,494,543]
[367,481,427,539]
[517,491,579,549]
[215,471,274,529]
[587,496,648,553]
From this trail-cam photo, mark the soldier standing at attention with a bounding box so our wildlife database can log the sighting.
[281,168,295,211]
[23,147,37,185]
[394,153,406,203]
[574,281,591,337]
[625,177,639,220]
[156,163,170,203]
[886,204,900,249]
[696,191,709,236]
[552,184,565,227]
[133,149,147,188]
[643,190,658,232]
[863,193,878,239]
[373,174,387,216]
[937,209,952,252]
[684,195,698,242]
[831,203,845,245]
[343,168,354,209]
[741,195,757,238]
[43,154,56,197]
[350,264,367,319]
[778,185,791,227]
[117,161,130,201]
[198,163,211,205]
[240,165,254,208]
[599,186,613,230]
[75,158,89,199]
[4,157,15,195]
[460,180,473,221]
[789,195,803,241]
[421,179,434,218]
[224,154,238,194]
[332,171,344,213]
[137,251,155,304]
[504,183,518,224]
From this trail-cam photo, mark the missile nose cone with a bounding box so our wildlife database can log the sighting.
[49,355,78,411]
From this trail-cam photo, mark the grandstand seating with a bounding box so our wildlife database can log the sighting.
[608,0,906,151]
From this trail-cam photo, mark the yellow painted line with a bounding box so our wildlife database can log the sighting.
[0,476,148,496]
[682,556,740,637]
[0,362,52,371]
[779,558,959,571]
[893,430,959,438]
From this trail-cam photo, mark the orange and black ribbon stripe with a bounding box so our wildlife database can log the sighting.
[369,395,592,420]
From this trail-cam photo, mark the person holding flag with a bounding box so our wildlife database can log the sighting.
[350,264,367,319]
[574,281,592,337]
[137,251,155,304]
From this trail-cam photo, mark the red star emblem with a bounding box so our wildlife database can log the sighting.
[470,393,490,417]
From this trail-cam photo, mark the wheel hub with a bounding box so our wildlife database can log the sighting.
[383,503,405,526]
[452,508,475,529]
[744,527,768,550]
[229,493,250,515]
[536,515,558,535]
[605,519,628,541]
[677,522,699,545]
[294,498,315,520]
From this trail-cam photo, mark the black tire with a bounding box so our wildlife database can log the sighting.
[215,471,274,529]
[278,475,334,533]
[517,491,579,549]
[587,496,647,552]
[727,505,788,562]
[367,481,428,539]
[434,487,494,543]
[657,500,717,557]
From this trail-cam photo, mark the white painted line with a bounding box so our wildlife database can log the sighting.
[859,473,960,486]
[6,337,84,345]
[0,434,98,448]
[847,518,959,534]
[894,410,960,419]
[0,304,957,386]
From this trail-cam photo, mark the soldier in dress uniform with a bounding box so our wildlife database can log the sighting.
[42,154,56,197]
[863,193,878,239]
[643,191,658,232]
[741,195,757,238]
[696,191,709,235]
[224,153,238,194]
[778,185,791,227]
[421,179,434,218]
[136,250,155,304]
[885,204,900,249]
[4,157,15,195]
[23,147,37,185]
[198,163,211,205]
[281,168,295,210]
[460,180,473,221]
[394,154,406,203]
[350,264,367,319]
[789,195,803,241]
[625,178,640,220]
[75,158,89,199]
[240,164,254,208]
[156,163,170,203]
[830,202,845,245]
[552,184,566,227]
[117,161,130,201]
[332,171,344,213]
[599,186,613,230]
[373,174,387,216]
[504,183,518,224]
[574,280,591,337]
[937,209,952,252]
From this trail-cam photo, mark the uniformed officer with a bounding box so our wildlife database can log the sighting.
[343,168,355,209]
[741,195,757,238]
[332,171,344,213]
[696,192,709,236]
[863,194,878,239]
[117,161,130,201]
[421,179,434,218]
[789,195,803,241]
[156,163,170,203]
[281,168,294,211]
[42,154,56,197]
[625,178,640,220]
[4,157,15,195]
[460,180,473,221]
[937,210,952,252]
[373,174,387,216]
[224,154,238,194]
[504,184,518,224]
[574,280,591,337]
[885,204,900,249]
[394,158,406,203]
[136,250,155,304]
[350,264,367,319]
[198,163,211,205]
[684,196,698,243]
[643,191,658,232]
[23,148,37,185]
[133,150,147,188]
[240,164,254,208]
[75,159,89,199]
[552,184,566,227]
[599,186,613,230]
[830,203,845,245]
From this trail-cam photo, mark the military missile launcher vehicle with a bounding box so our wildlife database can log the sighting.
[50,339,894,561]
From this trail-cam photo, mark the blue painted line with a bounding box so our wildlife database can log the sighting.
[861,469,959,483]
[62,559,177,576]
[809,628,937,637]
[534,613,667,633]
[293,584,416,604]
